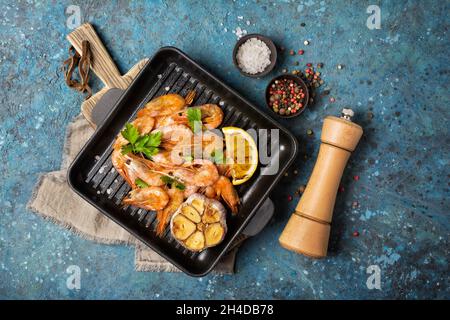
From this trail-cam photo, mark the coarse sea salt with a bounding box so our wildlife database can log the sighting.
[236,38,271,75]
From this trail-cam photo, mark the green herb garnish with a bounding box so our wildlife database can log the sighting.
[160,175,185,190]
[187,108,202,133]
[211,150,224,164]
[175,183,186,191]
[135,178,149,188]
[120,123,161,159]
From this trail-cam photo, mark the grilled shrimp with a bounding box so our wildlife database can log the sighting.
[199,104,224,130]
[112,152,165,188]
[137,94,186,118]
[161,130,224,163]
[153,125,193,150]
[174,159,219,187]
[213,176,240,214]
[155,188,184,236]
[122,186,169,211]
[216,163,232,177]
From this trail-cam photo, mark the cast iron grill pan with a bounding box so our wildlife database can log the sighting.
[68,47,298,276]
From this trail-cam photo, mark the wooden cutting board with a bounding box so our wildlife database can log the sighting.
[67,23,148,128]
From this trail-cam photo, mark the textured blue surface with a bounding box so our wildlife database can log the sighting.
[0,0,448,299]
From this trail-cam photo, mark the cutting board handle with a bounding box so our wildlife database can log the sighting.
[67,23,127,89]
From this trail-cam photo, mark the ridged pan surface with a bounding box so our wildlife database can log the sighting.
[68,47,298,276]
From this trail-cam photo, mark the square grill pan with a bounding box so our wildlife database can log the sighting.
[68,47,298,276]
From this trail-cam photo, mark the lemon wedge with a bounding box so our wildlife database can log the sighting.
[222,127,258,185]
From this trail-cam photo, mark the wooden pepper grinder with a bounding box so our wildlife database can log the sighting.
[279,109,363,258]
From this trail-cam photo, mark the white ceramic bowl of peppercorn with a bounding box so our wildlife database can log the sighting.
[265,74,309,118]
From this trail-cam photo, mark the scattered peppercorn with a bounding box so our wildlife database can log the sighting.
[298,49,304,55]
[300,22,306,27]
[298,185,306,194]
[294,61,299,66]
[352,201,359,208]
[317,62,324,68]
[353,175,360,181]
[367,112,374,120]
[306,129,313,135]
[289,49,295,55]
[330,97,336,103]
[352,231,360,237]
[288,195,293,201]
[339,186,345,193]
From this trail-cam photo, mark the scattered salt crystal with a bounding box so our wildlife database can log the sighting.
[236,38,271,74]
[106,188,112,195]
[224,27,228,32]
[157,74,162,79]
[233,27,247,39]
[164,86,170,91]
[94,155,100,161]
[246,20,250,25]
[219,101,225,106]
[237,16,243,20]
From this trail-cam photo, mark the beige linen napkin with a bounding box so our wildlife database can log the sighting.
[27,114,237,273]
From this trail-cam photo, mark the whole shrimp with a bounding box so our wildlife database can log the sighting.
[171,159,219,187]
[122,186,170,211]
[152,124,193,150]
[161,130,224,164]
[137,94,187,118]
[112,152,165,188]
[212,176,240,214]
[155,187,184,236]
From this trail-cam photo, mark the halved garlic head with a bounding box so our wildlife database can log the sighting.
[170,194,227,252]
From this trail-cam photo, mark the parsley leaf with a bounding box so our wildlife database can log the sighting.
[160,175,174,185]
[160,175,185,190]
[147,130,161,147]
[121,144,134,155]
[175,183,186,190]
[120,123,161,159]
[187,108,202,133]
[121,123,139,144]
[211,150,224,164]
[135,178,149,188]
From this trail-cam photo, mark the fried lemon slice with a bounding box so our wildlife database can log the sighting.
[222,127,258,185]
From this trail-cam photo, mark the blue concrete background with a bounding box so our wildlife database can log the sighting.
[0,0,448,299]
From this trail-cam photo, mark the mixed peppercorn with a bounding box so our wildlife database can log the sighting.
[268,78,306,116]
